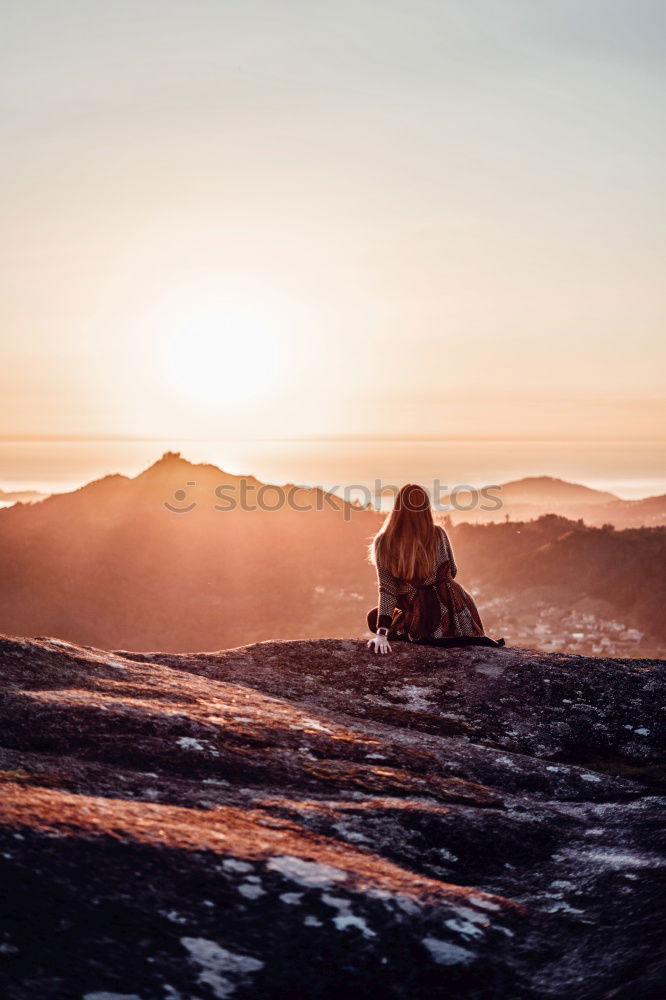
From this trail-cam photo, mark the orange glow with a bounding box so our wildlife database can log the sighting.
[0,1,663,474]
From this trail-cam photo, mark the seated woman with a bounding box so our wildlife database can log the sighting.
[367,483,504,654]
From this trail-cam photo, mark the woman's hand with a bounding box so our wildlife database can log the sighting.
[367,634,392,655]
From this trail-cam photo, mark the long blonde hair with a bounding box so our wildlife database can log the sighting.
[370,484,438,582]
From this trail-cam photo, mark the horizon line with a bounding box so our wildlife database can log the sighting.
[2,435,666,445]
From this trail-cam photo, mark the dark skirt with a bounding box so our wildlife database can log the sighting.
[367,607,505,648]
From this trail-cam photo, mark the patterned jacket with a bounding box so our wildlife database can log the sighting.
[374,525,484,641]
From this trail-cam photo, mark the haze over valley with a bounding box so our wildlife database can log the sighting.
[1,452,663,659]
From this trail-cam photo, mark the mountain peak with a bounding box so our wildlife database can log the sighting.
[133,451,244,485]
[139,450,198,473]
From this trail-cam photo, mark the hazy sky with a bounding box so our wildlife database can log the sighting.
[1,0,665,442]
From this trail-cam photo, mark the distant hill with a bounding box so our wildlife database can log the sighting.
[0,452,664,656]
[451,514,666,650]
[490,475,618,505]
[0,452,379,652]
[0,488,47,506]
[444,476,666,528]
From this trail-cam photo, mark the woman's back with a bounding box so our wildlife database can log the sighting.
[375,524,456,592]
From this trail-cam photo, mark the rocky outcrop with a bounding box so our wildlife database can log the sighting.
[0,635,663,999]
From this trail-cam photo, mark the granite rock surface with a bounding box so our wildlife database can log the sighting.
[0,635,664,999]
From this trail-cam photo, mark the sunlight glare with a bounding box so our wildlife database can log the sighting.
[160,292,284,409]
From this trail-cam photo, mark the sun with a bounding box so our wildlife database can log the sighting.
[160,293,283,408]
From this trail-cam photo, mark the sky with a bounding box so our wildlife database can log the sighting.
[1,0,665,446]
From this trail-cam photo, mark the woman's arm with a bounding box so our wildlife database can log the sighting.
[441,526,458,577]
[377,562,398,630]
[367,547,397,654]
